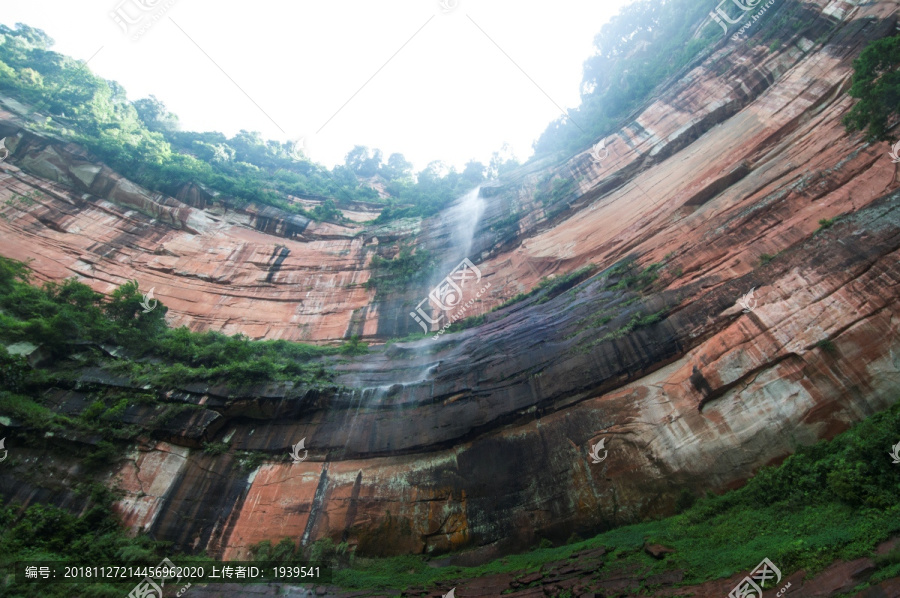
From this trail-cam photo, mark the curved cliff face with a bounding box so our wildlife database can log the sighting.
[2,0,900,561]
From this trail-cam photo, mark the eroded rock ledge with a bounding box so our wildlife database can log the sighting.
[0,0,899,565]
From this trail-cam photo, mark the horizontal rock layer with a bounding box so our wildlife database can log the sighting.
[1,0,899,571]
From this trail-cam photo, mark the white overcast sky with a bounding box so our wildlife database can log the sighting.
[1,0,634,171]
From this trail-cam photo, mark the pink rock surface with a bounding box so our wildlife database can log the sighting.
[1,0,899,576]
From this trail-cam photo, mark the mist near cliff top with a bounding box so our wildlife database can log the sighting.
[0,0,633,171]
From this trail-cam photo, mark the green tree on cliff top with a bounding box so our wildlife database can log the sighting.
[844,33,900,142]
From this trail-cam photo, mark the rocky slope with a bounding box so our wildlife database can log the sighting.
[1,0,900,577]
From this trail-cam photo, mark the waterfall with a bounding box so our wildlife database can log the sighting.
[446,186,485,264]
[328,187,487,468]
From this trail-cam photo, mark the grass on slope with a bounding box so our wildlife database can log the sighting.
[328,401,900,591]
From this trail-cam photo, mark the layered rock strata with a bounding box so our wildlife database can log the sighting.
[0,0,899,566]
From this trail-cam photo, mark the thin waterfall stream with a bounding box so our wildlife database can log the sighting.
[332,186,487,457]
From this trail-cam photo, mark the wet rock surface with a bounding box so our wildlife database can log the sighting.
[0,0,899,583]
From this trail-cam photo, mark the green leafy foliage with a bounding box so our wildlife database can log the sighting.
[203,441,230,456]
[374,161,487,223]
[495,292,529,311]
[0,256,362,392]
[843,33,900,141]
[0,272,133,358]
[0,488,172,597]
[0,24,497,225]
[0,345,30,392]
[3,382,900,595]
[532,0,722,158]
[815,339,837,354]
[249,537,299,562]
[598,308,668,342]
[608,260,662,292]
[311,198,344,222]
[235,450,268,471]
[441,265,597,335]
[0,392,68,431]
[0,255,378,471]
[446,313,486,333]
[84,441,119,469]
[366,247,435,297]
[339,335,369,356]
[817,217,835,230]
[675,489,697,513]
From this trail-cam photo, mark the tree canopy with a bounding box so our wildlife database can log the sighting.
[844,33,900,142]
[531,0,729,159]
[0,23,505,223]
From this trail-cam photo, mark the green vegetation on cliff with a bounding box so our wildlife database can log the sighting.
[0,486,179,598]
[531,0,724,158]
[322,402,900,592]
[0,258,343,389]
[366,246,436,298]
[0,256,365,446]
[492,264,597,313]
[0,23,497,224]
[844,33,900,142]
[2,248,899,593]
[8,396,889,596]
[531,0,817,160]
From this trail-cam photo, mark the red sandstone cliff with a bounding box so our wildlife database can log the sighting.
[1,0,899,576]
